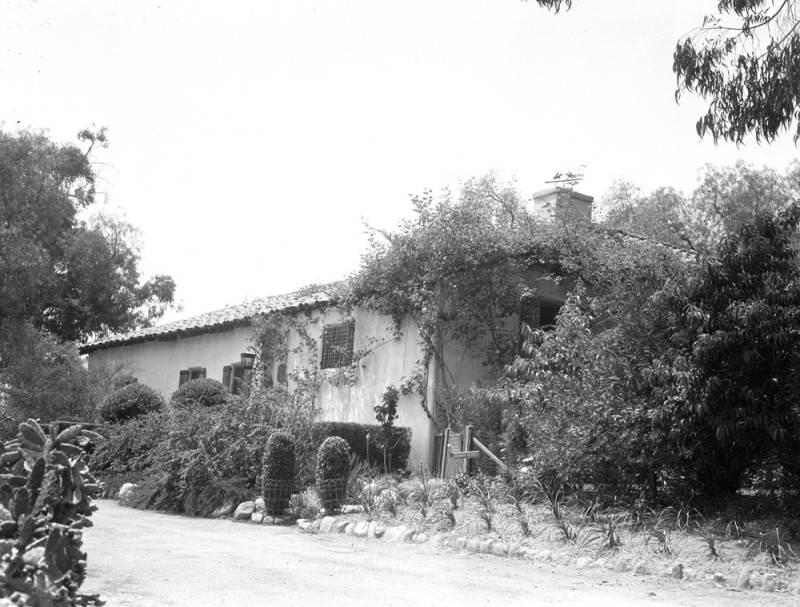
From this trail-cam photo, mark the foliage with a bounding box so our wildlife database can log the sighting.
[598,180,694,248]
[674,1,800,143]
[498,279,684,497]
[533,0,800,143]
[309,422,411,473]
[90,411,171,483]
[0,418,102,605]
[460,473,503,531]
[0,128,174,342]
[374,385,399,472]
[649,201,800,496]
[438,387,506,460]
[600,161,800,253]
[99,382,164,423]
[170,378,228,409]
[316,437,351,512]
[248,311,322,478]
[350,176,567,428]
[262,432,295,482]
[0,323,116,425]
[316,436,351,481]
[98,398,275,517]
[0,128,174,429]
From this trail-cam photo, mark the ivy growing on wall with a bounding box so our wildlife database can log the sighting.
[347,175,691,430]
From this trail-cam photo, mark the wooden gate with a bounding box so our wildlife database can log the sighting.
[433,425,507,479]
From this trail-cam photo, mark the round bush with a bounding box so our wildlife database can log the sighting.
[100,383,164,423]
[316,436,350,512]
[262,431,295,516]
[170,378,228,408]
[316,436,351,480]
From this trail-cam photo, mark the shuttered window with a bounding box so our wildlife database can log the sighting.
[178,367,206,388]
[222,363,252,396]
[320,322,355,369]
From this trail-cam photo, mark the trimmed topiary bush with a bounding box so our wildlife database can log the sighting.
[170,378,228,408]
[316,436,351,512]
[262,431,295,515]
[100,382,164,423]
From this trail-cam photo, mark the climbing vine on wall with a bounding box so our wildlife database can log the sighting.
[347,175,691,429]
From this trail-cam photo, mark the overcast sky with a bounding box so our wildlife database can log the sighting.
[2,0,799,322]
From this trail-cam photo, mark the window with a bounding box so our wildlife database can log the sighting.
[519,299,562,332]
[178,367,206,387]
[320,322,355,369]
[222,363,252,396]
[538,301,561,330]
[519,299,563,353]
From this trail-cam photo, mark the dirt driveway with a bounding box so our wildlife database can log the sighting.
[83,500,799,607]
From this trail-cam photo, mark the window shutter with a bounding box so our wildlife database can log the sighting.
[222,365,232,389]
[179,370,190,387]
[242,368,253,396]
[277,363,287,384]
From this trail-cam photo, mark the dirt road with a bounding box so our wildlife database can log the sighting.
[83,500,798,607]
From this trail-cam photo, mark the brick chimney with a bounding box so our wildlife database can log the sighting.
[531,187,594,222]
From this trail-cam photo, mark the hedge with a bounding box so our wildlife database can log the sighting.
[310,422,412,472]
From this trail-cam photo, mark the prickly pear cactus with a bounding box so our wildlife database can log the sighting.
[0,419,103,605]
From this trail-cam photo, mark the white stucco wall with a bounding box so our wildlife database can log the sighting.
[87,326,254,399]
[87,307,438,470]
[281,306,435,470]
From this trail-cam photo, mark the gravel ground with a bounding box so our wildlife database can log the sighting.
[82,500,800,607]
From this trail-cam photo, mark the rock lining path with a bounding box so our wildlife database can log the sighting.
[83,500,797,607]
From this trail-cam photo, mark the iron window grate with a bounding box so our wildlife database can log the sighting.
[320,322,355,369]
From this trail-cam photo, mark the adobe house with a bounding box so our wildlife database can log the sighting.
[81,188,591,469]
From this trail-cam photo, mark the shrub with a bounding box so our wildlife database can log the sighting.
[316,436,351,512]
[262,431,295,515]
[127,397,275,517]
[263,431,295,481]
[170,378,228,408]
[0,418,102,604]
[100,382,164,423]
[91,410,171,495]
[309,422,412,473]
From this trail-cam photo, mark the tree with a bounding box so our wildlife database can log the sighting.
[533,0,800,143]
[0,128,175,422]
[0,129,175,342]
[650,202,800,496]
[598,180,693,248]
[600,160,800,253]
[689,160,800,249]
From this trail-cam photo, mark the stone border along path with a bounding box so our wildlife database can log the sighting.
[227,500,800,596]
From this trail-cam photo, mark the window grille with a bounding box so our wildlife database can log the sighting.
[320,322,355,369]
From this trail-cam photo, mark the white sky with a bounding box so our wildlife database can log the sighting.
[2,0,799,322]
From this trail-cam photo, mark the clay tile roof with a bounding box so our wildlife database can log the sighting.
[79,288,337,354]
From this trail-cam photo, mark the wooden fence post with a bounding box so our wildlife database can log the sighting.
[463,425,473,475]
[439,427,451,479]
